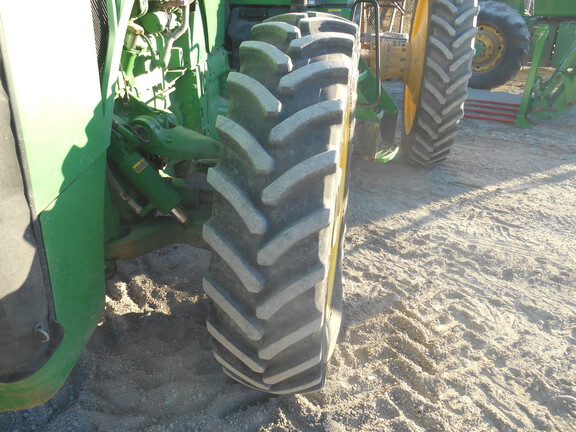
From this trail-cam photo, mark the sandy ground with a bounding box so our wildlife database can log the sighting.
[1,75,575,431]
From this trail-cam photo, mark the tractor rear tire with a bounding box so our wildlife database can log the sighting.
[469,1,530,90]
[202,12,359,394]
[401,0,479,166]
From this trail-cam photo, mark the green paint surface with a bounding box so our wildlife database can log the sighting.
[534,0,576,18]
[0,2,109,213]
[0,1,110,410]
[0,156,106,411]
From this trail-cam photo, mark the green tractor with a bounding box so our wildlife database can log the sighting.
[470,0,576,89]
[0,0,478,410]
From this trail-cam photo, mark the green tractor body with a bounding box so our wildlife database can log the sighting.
[0,3,111,409]
[0,0,479,411]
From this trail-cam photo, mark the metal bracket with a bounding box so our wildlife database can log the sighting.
[352,0,381,107]
[515,25,549,128]
[516,24,576,128]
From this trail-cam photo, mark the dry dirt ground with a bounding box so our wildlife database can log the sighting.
[1,76,575,432]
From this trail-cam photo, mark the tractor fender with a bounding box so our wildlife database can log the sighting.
[0,73,64,384]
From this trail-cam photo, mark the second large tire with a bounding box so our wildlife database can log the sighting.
[469,1,530,90]
[401,0,479,166]
[202,12,359,394]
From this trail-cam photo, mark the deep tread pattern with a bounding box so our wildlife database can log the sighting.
[239,41,293,92]
[203,279,264,341]
[204,12,359,394]
[256,266,326,320]
[252,22,301,52]
[217,352,272,391]
[263,339,322,384]
[207,321,265,372]
[215,116,274,175]
[261,150,338,206]
[269,99,344,144]
[299,17,358,37]
[257,208,331,266]
[401,0,479,166]
[431,15,456,37]
[469,0,531,89]
[251,22,301,53]
[450,50,475,73]
[278,64,350,96]
[259,316,323,360]
[202,224,264,293]
[207,168,267,235]
[240,41,292,73]
[288,32,355,59]
[226,72,281,120]
[436,0,458,14]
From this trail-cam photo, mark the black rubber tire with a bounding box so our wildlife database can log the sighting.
[469,1,530,90]
[202,12,359,394]
[400,0,479,166]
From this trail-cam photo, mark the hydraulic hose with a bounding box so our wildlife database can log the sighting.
[162,3,190,68]
[106,164,144,215]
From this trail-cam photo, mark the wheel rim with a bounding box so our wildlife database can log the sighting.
[404,0,430,135]
[326,146,346,299]
[326,121,349,302]
[325,96,353,359]
[473,23,505,72]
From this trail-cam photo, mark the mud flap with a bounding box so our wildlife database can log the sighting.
[0,74,63,383]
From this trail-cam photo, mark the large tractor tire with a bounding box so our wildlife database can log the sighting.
[401,0,479,166]
[469,1,530,90]
[202,12,359,394]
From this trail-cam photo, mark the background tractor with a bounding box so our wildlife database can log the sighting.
[470,0,576,90]
[465,0,576,127]
[0,0,478,411]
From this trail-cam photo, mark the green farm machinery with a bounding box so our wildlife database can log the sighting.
[470,0,576,126]
[0,0,479,410]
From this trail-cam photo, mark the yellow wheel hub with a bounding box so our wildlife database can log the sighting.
[473,24,505,72]
[404,0,430,135]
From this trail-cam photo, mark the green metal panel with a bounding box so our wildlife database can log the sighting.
[187,4,210,64]
[0,156,107,411]
[0,0,113,410]
[500,0,524,15]
[534,0,576,18]
[527,18,576,67]
[516,25,549,128]
[101,0,134,114]
[0,2,110,214]
[181,0,227,65]
[539,20,558,67]
[200,0,227,51]
[202,50,231,138]
[229,0,353,17]
[316,6,351,18]
[356,59,399,122]
[515,22,576,127]
[552,21,576,67]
